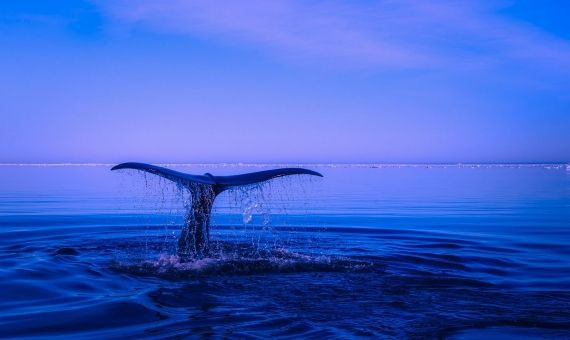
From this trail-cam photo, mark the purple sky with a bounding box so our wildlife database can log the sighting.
[1,0,569,163]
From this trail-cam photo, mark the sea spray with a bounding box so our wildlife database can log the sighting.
[111,166,325,270]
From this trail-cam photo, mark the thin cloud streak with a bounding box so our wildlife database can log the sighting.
[99,0,570,72]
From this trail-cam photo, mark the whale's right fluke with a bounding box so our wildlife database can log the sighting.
[112,162,323,257]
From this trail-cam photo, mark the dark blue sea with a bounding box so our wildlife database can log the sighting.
[1,164,569,339]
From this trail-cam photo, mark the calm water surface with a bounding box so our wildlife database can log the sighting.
[0,165,569,339]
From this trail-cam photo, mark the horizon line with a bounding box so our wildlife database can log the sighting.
[0,162,568,168]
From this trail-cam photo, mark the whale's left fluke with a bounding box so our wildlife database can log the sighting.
[112,162,322,257]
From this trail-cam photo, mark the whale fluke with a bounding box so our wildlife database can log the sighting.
[111,162,322,192]
[112,162,322,257]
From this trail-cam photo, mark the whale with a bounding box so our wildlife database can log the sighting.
[111,162,323,257]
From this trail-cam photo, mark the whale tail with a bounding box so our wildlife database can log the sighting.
[111,162,322,257]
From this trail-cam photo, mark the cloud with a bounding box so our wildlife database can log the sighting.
[97,0,570,72]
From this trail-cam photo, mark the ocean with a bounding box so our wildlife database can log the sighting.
[0,164,569,338]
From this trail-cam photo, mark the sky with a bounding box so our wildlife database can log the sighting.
[0,0,569,163]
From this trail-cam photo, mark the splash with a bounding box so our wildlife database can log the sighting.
[111,244,377,279]
[112,164,324,270]
[112,162,322,257]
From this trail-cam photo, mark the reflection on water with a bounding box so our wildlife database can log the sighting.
[0,164,569,338]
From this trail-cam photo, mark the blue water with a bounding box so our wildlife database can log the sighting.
[1,164,569,338]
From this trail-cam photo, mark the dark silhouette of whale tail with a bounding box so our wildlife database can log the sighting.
[111,162,323,257]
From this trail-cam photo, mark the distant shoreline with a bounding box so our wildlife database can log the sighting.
[0,163,567,169]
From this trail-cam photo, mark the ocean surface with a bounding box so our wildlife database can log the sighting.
[0,164,569,339]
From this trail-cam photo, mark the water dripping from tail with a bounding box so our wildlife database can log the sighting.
[111,163,323,259]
